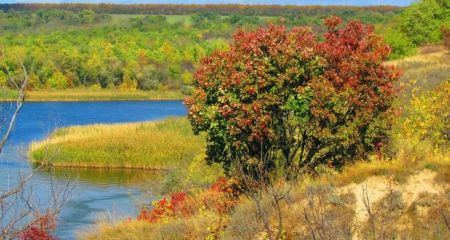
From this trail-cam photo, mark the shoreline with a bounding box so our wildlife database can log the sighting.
[0,89,185,102]
[1,99,185,102]
[32,162,170,171]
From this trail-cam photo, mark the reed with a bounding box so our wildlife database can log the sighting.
[1,88,183,101]
[29,117,205,170]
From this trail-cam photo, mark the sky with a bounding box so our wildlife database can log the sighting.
[0,0,415,6]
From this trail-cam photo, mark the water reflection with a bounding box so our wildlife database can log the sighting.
[38,167,165,187]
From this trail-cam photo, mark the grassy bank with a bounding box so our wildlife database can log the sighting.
[0,88,184,101]
[29,117,204,170]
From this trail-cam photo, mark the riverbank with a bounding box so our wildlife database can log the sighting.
[0,88,184,101]
[29,117,204,170]
[81,151,450,240]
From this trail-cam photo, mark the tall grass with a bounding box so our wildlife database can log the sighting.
[29,117,205,170]
[1,88,183,101]
[80,212,220,240]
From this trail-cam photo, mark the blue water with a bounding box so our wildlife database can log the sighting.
[0,101,186,239]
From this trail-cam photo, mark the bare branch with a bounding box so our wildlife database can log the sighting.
[0,63,28,153]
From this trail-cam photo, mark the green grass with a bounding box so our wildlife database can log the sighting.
[29,117,205,170]
[0,88,184,101]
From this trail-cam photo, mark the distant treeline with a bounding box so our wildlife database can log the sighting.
[0,3,403,16]
[0,5,403,92]
[5,2,446,93]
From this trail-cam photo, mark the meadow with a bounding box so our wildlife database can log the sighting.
[388,46,450,103]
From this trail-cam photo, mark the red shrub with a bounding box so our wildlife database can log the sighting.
[20,227,57,240]
[20,213,57,240]
[138,192,189,222]
[185,16,400,176]
[138,178,241,223]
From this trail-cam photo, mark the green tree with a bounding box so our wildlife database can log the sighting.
[135,65,159,90]
[47,71,69,89]
[398,0,449,45]
[383,29,416,59]
[79,10,95,24]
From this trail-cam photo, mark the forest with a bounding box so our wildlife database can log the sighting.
[1,2,442,93]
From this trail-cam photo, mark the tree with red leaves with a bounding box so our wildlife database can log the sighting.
[19,213,57,240]
[185,16,400,178]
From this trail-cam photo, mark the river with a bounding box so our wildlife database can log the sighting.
[0,101,186,239]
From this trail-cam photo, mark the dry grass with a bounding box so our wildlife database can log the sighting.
[29,117,205,170]
[387,47,450,103]
[320,149,450,187]
[79,211,220,240]
[1,88,183,101]
[83,150,449,240]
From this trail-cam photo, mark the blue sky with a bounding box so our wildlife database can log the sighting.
[1,1,415,6]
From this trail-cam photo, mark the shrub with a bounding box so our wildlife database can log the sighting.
[19,213,57,240]
[46,71,69,89]
[138,177,239,223]
[138,192,189,222]
[185,17,400,177]
[392,81,450,153]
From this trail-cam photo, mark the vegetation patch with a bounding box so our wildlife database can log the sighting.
[29,117,205,170]
[1,88,183,101]
[80,153,450,240]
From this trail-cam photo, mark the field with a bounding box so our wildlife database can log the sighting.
[109,14,194,24]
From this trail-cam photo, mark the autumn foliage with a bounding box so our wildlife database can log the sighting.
[138,177,239,223]
[185,17,400,176]
[19,213,57,240]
